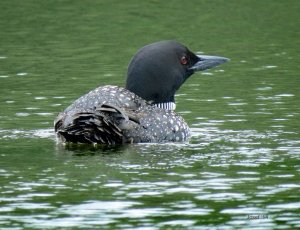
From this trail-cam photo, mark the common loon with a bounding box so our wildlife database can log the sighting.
[54,41,229,144]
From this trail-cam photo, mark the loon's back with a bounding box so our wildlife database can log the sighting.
[54,85,189,144]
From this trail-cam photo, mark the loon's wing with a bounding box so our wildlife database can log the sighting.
[55,103,139,144]
[54,86,147,144]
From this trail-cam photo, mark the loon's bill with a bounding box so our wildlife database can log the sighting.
[189,55,230,72]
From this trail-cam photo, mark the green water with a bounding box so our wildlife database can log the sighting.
[1,0,300,229]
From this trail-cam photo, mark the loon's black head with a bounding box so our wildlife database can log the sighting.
[126,40,229,104]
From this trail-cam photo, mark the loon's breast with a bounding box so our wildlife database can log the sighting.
[54,85,190,144]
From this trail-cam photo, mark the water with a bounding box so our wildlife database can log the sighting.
[1,1,300,229]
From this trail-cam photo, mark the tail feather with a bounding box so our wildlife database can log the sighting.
[55,104,137,144]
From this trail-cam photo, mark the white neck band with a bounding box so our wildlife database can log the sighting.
[155,102,176,111]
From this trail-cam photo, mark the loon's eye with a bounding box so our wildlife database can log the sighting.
[180,56,188,65]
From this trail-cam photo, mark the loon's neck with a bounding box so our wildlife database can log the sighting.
[155,102,176,111]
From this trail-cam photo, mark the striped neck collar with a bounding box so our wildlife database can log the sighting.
[155,102,176,111]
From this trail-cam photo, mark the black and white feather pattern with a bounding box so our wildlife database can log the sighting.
[54,85,190,144]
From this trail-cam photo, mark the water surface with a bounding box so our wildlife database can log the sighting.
[1,1,300,229]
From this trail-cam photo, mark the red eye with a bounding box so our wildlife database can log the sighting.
[180,56,188,65]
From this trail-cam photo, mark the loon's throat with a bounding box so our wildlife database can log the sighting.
[155,102,176,111]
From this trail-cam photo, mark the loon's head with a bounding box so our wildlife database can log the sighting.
[126,40,229,105]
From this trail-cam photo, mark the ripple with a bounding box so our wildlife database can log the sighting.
[221,207,266,215]
[25,107,39,110]
[16,72,28,76]
[15,112,30,117]
[52,96,66,99]
[201,72,213,76]
[256,95,278,101]
[237,171,260,175]
[268,174,295,178]
[165,187,202,194]
[17,193,55,198]
[199,173,225,180]
[233,162,260,167]
[128,190,162,198]
[252,65,278,71]
[0,129,55,139]
[121,207,168,218]
[262,65,277,69]
[158,220,196,228]
[51,103,62,107]
[228,102,248,106]
[0,169,14,177]
[59,200,140,215]
[267,202,300,211]
[256,86,272,91]
[257,183,299,197]
[0,206,14,213]
[275,94,294,97]
[103,182,124,188]
[34,96,47,100]
[8,202,53,210]
[34,112,54,116]
[227,119,247,122]
[171,200,196,209]
[196,192,247,201]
